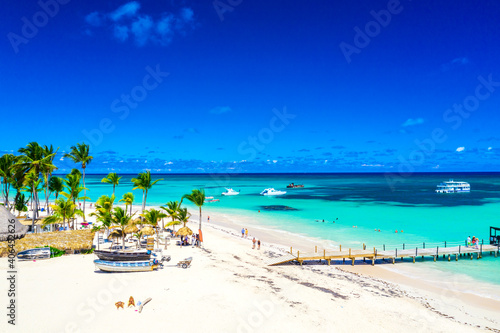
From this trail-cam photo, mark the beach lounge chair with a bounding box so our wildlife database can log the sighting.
[177,257,192,269]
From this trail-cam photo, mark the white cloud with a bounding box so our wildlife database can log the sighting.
[131,15,154,46]
[401,118,424,127]
[210,106,232,114]
[85,3,194,47]
[456,147,465,152]
[110,1,141,21]
[113,25,129,42]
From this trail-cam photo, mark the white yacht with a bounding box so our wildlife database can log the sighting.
[436,180,470,193]
[260,188,286,196]
[222,188,240,196]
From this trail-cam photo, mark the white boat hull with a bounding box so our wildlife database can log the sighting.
[94,260,156,272]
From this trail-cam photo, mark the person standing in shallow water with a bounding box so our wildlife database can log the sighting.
[257,240,261,250]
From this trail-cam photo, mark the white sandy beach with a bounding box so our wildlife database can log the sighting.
[1,205,500,333]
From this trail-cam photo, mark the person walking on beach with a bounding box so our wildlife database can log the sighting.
[257,240,261,250]
[252,237,256,249]
[191,234,195,247]
[245,228,248,238]
[241,228,245,238]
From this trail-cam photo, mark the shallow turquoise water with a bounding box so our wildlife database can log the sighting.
[57,173,500,289]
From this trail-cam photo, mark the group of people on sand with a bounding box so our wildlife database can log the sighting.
[241,227,261,249]
[252,237,261,250]
[180,234,201,247]
[467,236,479,249]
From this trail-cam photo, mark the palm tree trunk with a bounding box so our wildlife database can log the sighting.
[31,186,36,233]
[142,190,146,213]
[82,166,86,221]
[113,184,115,197]
[199,206,202,231]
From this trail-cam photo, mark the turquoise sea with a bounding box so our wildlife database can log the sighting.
[69,173,500,295]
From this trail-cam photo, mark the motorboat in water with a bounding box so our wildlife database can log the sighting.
[260,188,286,196]
[436,180,470,193]
[222,188,240,196]
[286,183,304,188]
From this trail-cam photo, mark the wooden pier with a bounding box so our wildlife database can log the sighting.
[266,243,500,267]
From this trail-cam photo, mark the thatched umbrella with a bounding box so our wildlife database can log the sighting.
[175,226,193,237]
[124,224,139,234]
[0,206,29,241]
[108,229,123,239]
[140,226,155,236]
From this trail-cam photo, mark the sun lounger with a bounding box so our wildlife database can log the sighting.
[177,257,192,269]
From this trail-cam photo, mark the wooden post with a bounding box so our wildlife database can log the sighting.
[351,258,355,266]
[480,244,483,259]
[433,255,436,262]
[445,241,447,248]
[392,257,395,264]
[297,251,300,260]
[327,259,331,266]
[412,256,415,263]
[349,248,351,256]
[323,249,326,258]
[423,242,425,249]
[340,245,342,252]
[448,254,450,261]
[383,244,385,251]
[290,246,292,254]
[470,253,473,260]
[372,258,375,266]
[403,243,405,250]
[315,246,317,253]
[455,254,458,261]
[459,245,461,254]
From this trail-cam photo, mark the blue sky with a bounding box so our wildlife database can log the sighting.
[1,0,500,173]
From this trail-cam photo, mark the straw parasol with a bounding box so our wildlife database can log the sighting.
[108,229,123,239]
[124,224,139,234]
[175,227,193,237]
[140,226,155,236]
[0,206,29,241]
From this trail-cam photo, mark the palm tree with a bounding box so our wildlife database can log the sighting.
[15,142,57,231]
[161,200,181,231]
[111,207,133,250]
[64,143,93,221]
[141,208,167,247]
[119,192,134,216]
[61,173,87,228]
[176,207,191,228]
[48,176,64,202]
[131,171,163,213]
[101,172,121,196]
[0,153,16,209]
[43,198,82,230]
[41,144,58,214]
[13,193,28,217]
[182,189,205,232]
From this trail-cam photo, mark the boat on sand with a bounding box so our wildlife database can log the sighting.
[93,259,159,272]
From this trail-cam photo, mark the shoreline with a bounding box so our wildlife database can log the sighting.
[1,204,500,332]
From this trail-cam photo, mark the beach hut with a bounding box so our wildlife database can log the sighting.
[0,206,29,241]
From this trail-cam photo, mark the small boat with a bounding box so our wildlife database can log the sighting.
[93,259,159,272]
[260,188,286,196]
[436,180,470,193]
[94,249,151,261]
[17,247,51,260]
[222,188,240,196]
[286,183,304,188]
[204,196,220,203]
